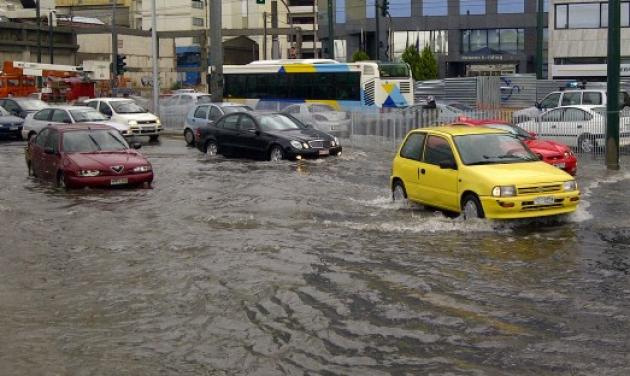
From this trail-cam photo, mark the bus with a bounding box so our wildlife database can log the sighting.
[216,59,413,111]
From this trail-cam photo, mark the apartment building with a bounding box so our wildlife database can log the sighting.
[318,0,549,77]
[55,0,140,28]
[548,0,630,80]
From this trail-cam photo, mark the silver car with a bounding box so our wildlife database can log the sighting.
[283,103,351,137]
[159,92,212,128]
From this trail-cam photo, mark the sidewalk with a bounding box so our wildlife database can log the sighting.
[161,128,184,138]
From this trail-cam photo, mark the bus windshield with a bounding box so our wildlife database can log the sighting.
[378,63,410,79]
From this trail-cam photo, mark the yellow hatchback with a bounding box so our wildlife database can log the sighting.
[390,126,580,219]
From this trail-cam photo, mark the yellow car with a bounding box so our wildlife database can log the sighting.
[390,126,580,219]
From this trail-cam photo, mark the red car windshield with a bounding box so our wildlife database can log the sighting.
[62,130,129,153]
[484,124,532,139]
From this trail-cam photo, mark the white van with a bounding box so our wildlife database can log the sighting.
[514,89,630,122]
[84,98,162,141]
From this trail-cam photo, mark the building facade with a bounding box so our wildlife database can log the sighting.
[548,0,630,80]
[318,0,549,77]
[55,0,140,28]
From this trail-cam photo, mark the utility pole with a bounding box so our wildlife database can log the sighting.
[48,11,54,64]
[210,0,224,102]
[271,0,279,58]
[111,0,118,95]
[151,0,159,115]
[327,0,334,59]
[313,2,318,58]
[606,0,621,170]
[36,0,42,88]
[535,0,544,79]
[263,12,267,59]
[374,0,380,60]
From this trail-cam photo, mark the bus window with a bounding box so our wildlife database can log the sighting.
[378,63,410,79]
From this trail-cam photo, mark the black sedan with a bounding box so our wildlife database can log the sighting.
[0,97,49,119]
[195,112,342,161]
[0,105,24,140]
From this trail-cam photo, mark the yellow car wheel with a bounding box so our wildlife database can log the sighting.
[392,180,407,202]
[462,194,485,219]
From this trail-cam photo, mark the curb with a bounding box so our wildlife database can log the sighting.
[161,129,185,137]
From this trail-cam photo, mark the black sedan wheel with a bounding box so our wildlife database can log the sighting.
[205,140,218,158]
[269,146,284,162]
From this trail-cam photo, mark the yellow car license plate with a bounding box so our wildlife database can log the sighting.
[534,196,555,205]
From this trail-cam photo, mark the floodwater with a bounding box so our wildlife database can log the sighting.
[1,136,630,375]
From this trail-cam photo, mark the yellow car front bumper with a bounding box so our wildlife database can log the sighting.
[480,191,580,219]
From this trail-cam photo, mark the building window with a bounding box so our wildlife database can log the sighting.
[336,0,346,23]
[389,0,411,17]
[192,17,204,27]
[423,0,448,15]
[366,0,375,18]
[392,30,448,60]
[497,0,524,13]
[460,0,486,15]
[334,39,347,62]
[461,29,524,54]
[191,0,204,9]
[556,2,630,29]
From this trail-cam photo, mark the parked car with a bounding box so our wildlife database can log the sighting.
[454,118,577,175]
[282,103,351,138]
[390,126,580,219]
[22,106,136,141]
[0,105,25,140]
[513,89,630,122]
[26,124,153,189]
[0,97,49,119]
[159,93,212,127]
[83,98,162,142]
[183,102,252,146]
[195,112,342,161]
[402,100,480,124]
[516,105,630,153]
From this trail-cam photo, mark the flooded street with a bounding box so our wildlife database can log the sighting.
[1,136,630,375]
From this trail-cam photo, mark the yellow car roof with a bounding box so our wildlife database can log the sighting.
[412,125,509,137]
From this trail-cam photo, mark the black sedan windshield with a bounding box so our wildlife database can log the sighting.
[110,100,146,114]
[70,110,109,122]
[258,114,303,131]
[454,133,538,165]
[63,130,129,153]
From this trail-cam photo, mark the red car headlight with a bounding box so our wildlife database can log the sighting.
[133,165,152,173]
[77,170,101,177]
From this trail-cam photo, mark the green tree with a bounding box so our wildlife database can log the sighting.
[418,45,439,80]
[351,50,370,62]
[401,46,421,80]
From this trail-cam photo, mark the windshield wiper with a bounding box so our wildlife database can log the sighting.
[87,134,102,151]
[467,160,501,166]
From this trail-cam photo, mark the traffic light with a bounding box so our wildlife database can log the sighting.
[256,0,264,4]
[116,55,127,75]
[381,0,389,17]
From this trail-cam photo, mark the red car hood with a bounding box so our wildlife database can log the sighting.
[525,139,568,157]
[66,151,149,170]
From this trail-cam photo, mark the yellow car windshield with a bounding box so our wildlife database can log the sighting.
[454,134,538,166]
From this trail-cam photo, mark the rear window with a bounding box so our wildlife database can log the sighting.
[582,92,603,105]
[377,63,410,79]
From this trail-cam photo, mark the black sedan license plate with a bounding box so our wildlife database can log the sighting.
[319,149,330,156]
[111,178,128,186]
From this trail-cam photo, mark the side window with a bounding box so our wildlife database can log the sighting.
[99,102,112,116]
[34,109,52,121]
[2,100,18,112]
[35,128,50,147]
[540,93,561,109]
[563,108,589,121]
[399,132,426,161]
[423,135,455,166]
[239,115,256,131]
[221,115,239,130]
[194,105,209,119]
[561,92,581,106]
[541,109,564,122]
[45,130,60,152]
[52,110,71,123]
[209,106,223,121]
[87,101,99,109]
[582,92,603,105]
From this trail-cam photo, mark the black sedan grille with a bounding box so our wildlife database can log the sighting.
[308,140,331,149]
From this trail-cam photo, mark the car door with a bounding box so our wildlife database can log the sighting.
[540,92,561,110]
[562,108,593,147]
[537,108,565,140]
[190,105,209,130]
[237,114,267,158]
[98,101,113,119]
[31,128,49,177]
[29,108,53,135]
[395,132,426,202]
[417,135,459,211]
[216,114,241,154]
[40,128,60,181]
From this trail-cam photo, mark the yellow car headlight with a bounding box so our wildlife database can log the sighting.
[492,185,516,197]
[563,180,577,191]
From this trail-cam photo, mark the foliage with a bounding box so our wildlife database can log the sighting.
[351,50,370,62]
[170,81,183,91]
[401,45,438,81]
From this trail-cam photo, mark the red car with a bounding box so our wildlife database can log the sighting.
[454,118,577,175]
[26,124,154,189]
